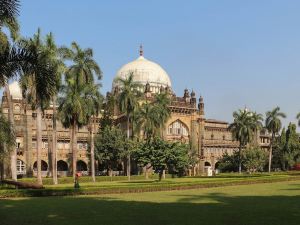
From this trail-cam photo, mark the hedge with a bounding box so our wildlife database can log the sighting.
[1,175,300,198]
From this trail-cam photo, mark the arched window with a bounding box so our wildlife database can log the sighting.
[167,120,189,136]
[33,160,48,171]
[77,160,87,171]
[57,160,68,171]
[16,159,26,175]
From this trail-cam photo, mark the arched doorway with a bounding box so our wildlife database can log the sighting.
[33,160,48,171]
[204,161,211,167]
[16,159,26,175]
[77,160,88,175]
[215,162,220,174]
[57,160,68,177]
[57,160,68,171]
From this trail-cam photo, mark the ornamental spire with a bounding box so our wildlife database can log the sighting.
[139,44,143,56]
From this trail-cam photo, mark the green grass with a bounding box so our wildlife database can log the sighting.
[2,172,300,197]
[0,180,300,225]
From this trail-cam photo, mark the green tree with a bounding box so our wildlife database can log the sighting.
[283,123,300,170]
[0,0,19,49]
[265,107,286,172]
[0,110,15,180]
[229,109,257,173]
[95,126,126,177]
[153,92,171,137]
[58,79,96,179]
[135,138,190,181]
[20,29,57,184]
[218,151,240,172]
[250,112,263,145]
[85,83,102,182]
[60,42,102,84]
[116,73,141,180]
[241,146,267,173]
[0,0,32,181]
[135,102,158,139]
[43,32,65,185]
[60,41,102,180]
[272,128,286,170]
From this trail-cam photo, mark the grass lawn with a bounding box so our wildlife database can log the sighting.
[1,180,300,225]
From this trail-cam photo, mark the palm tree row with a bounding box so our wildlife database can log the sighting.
[116,74,172,180]
[229,106,288,173]
[1,0,102,184]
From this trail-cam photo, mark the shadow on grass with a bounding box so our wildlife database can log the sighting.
[0,191,300,225]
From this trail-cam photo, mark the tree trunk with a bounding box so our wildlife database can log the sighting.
[268,135,274,173]
[158,170,163,181]
[90,116,96,182]
[44,115,52,177]
[52,96,58,184]
[127,116,131,181]
[4,81,17,181]
[36,105,43,185]
[72,121,78,180]
[238,145,242,174]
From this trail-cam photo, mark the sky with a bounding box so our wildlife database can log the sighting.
[3,0,300,127]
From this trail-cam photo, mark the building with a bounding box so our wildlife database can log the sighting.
[1,46,270,177]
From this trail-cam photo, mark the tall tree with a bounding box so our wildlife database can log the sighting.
[59,79,99,179]
[0,0,20,49]
[0,110,15,180]
[116,73,141,181]
[20,29,56,184]
[60,41,102,84]
[43,32,65,185]
[229,109,256,173]
[95,126,126,177]
[250,112,263,145]
[84,83,102,182]
[60,42,102,180]
[0,0,24,181]
[153,92,171,138]
[135,102,158,140]
[265,107,286,172]
[0,43,32,180]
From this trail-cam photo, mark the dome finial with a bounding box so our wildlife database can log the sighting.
[139,44,143,56]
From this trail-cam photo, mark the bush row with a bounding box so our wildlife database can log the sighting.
[1,175,300,198]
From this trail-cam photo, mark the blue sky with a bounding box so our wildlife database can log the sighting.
[3,0,300,127]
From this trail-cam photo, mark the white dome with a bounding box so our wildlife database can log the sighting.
[9,81,22,100]
[112,51,172,93]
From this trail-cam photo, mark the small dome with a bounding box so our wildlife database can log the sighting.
[112,47,172,93]
[9,81,22,99]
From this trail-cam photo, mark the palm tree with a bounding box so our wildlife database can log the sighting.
[0,110,15,180]
[60,41,102,180]
[43,32,65,185]
[20,29,57,184]
[0,43,33,181]
[117,73,141,181]
[59,78,97,179]
[135,102,158,139]
[84,83,102,182]
[229,109,256,173]
[60,42,102,84]
[250,112,264,145]
[0,0,20,49]
[153,92,171,138]
[0,0,26,181]
[265,107,286,173]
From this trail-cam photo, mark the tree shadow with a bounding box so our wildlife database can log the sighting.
[1,189,300,225]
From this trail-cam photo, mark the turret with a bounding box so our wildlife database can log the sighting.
[183,88,190,103]
[190,90,196,107]
[198,95,204,115]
